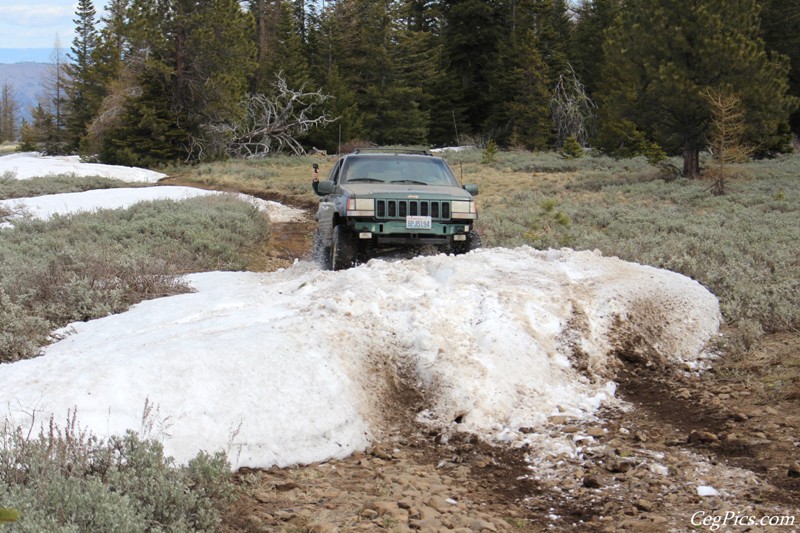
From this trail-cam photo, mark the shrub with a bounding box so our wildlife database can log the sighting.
[0,415,233,532]
[0,195,271,361]
[0,175,148,201]
[560,135,584,159]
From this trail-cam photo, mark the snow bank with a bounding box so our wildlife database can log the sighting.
[0,248,721,469]
[0,186,306,225]
[0,152,166,182]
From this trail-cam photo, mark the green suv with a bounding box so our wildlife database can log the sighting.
[312,149,480,270]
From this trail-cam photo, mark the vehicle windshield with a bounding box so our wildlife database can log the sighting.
[341,156,458,186]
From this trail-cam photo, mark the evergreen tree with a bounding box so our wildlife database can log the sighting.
[441,0,505,135]
[571,0,620,98]
[599,0,796,178]
[317,0,429,146]
[101,0,256,164]
[760,0,800,134]
[487,28,551,148]
[66,0,102,151]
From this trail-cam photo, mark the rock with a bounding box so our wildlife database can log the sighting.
[426,495,452,513]
[688,430,719,444]
[563,425,580,434]
[731,412,749,422]
[367,501,399,517]
[788,462,800,478]
[360,509,379,520]
[635,499,654,512]
[605,456,633,473]
[583,475,603,488]
[548,415,568,425]
[675,388,692,400]
[587,427,606,438]
[309,523,338,533]
[409,518,442,530]
[633,431,648,443]
[417,505,439,521]
[469,518,498,532]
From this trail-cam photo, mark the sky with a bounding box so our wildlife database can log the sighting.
[0,151,724,471]
[0,1,82,52]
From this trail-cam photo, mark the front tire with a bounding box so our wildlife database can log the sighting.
[330,225,356,270]
[453,230,481,254]
[312,229,331,269]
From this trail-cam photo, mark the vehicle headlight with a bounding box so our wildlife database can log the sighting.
[346,198,375,216]
[451,200,476,216]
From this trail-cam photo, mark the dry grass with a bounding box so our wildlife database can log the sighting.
[0,142,18,156]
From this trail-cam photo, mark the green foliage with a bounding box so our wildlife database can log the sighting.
[560,135,584,159]
[760,0,800,134]
[488,28,551,149]
[0,419,233,532]
[0,196,270,362]
[598,0,797,176]
[0,175,147,201]
[481,140,499,164]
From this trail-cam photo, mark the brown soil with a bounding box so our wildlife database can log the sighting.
[177,183,799,532]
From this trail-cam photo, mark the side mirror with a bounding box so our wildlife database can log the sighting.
[317,180,335,195]
[463,184,479,196]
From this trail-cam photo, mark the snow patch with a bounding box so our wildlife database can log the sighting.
[0,248,721,469]
[0,152,166,183]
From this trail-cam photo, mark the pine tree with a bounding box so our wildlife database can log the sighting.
[441,0,505,135]
[66,0,102,151]
[599,0,796,178]
[760,0,800,135]
[571,0,620,98]
[101,0,256,164]
[487,28,551,149]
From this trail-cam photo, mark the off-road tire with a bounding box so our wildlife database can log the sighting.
[453,230,481,255]
[312,229,331,269]
[330,225,357,270]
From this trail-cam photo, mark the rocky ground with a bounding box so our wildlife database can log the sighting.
[220,219,799,533]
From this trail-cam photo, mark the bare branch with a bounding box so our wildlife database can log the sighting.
[202,72,337,159]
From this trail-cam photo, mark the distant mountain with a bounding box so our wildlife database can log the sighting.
[0,62,49,121]
[0,49,52,64]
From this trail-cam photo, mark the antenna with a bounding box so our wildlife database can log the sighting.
[452,110,464,183]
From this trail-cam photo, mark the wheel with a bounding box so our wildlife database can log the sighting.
[330,225,356,270]
[312,229,331,269]
[453,230,481,255]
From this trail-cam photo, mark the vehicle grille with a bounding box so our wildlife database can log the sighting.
[376,200,450,220]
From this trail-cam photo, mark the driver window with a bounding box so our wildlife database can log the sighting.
[328,160,342,184]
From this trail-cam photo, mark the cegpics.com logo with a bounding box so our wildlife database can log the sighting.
[691,511,796,531]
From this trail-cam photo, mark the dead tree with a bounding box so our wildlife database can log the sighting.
[705,89,752,195]
[550,65,596,148]
[207,74,336,158]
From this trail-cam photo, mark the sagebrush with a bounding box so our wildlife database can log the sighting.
[0,195,270,362]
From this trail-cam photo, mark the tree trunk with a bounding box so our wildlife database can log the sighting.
[682,143,700,179]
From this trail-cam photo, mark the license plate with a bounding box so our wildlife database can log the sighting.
[406,216,432,229]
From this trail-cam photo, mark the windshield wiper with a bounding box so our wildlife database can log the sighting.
[390,179,428,185]
[346,178,385,183]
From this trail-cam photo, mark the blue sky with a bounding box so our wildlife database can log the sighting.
[0,1,79,50]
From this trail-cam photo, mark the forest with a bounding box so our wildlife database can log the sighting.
[4,0,800,177]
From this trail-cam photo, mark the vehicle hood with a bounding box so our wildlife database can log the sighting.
[340,183,473,200]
